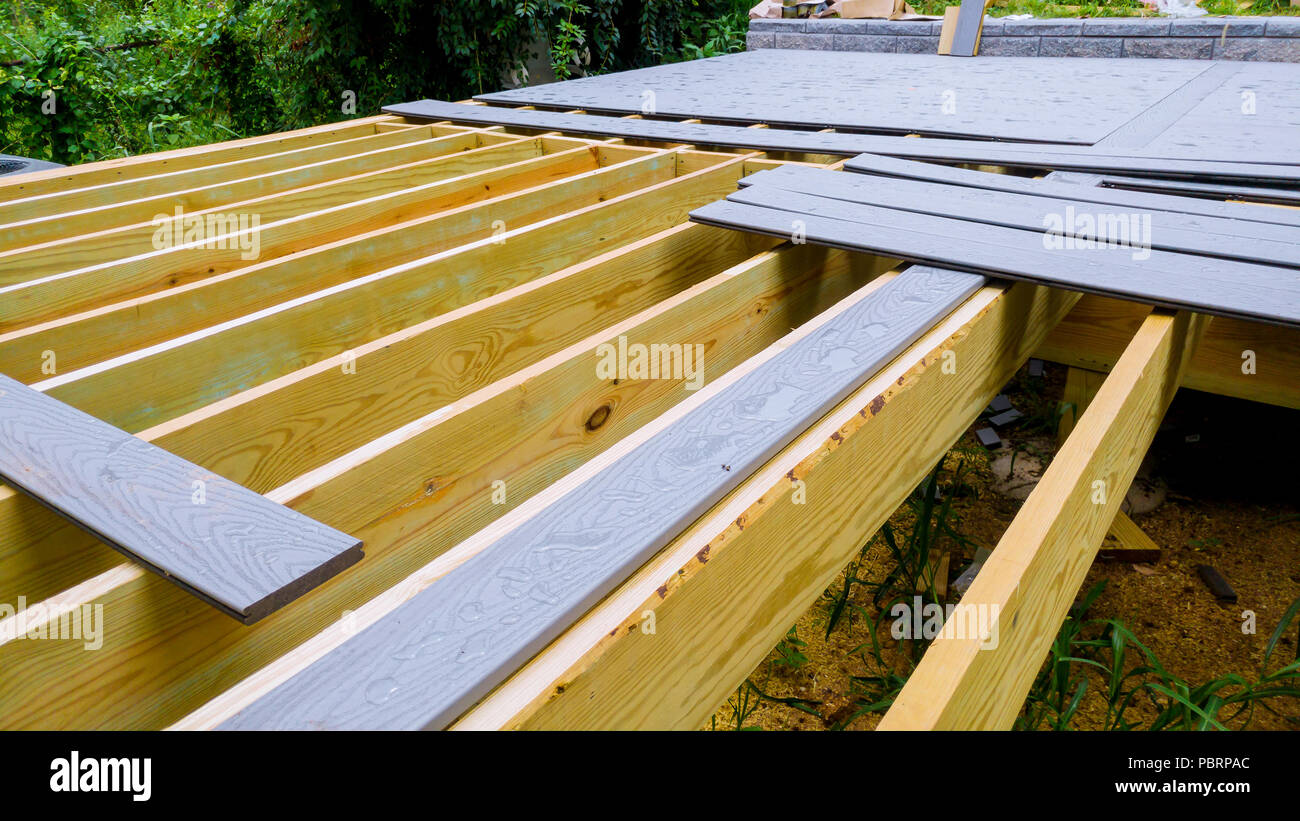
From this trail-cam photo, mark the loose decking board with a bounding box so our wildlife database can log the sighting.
[843,154,1300,228]
[691,188,1300,326]
[741,165,1300,266]
[1097,175,1300,206]
[218,265,985,730]
[473,50,1210,144]
[949,0,989,57]
[385,101,1300,185]
[0,373,362,623]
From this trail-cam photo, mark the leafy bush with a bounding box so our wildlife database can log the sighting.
[0,0,752,164]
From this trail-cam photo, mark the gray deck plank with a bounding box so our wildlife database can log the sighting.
[950,0,988,57]
[843,154,1300,228]
[1098,175,1300,206]
[742,165,1300,266]
[383,100,1300,184]
[0,374,363,623]
[472,50,1210,144]
[218,265,985,729]
[691,192,1300,327]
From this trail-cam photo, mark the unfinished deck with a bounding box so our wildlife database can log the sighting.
[1,51,1297,730]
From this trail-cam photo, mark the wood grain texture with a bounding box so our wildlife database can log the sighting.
[0,128,448,250]
[2,245,890,730]
[218,265,984,729]
[0,125,440,228]
[472,50,1209,144]
[0,157,734,610]
[843,154,1300,228]
[0,145,627,376]
[454,279,1082,731]
[880,310,1209,729]
[742,165,1300,266]
[691,189,1300,326]
[0,373,361,623]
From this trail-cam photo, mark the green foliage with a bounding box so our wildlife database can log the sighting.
[0,0,753,164]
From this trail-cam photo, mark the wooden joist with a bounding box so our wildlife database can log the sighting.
[880,309,1209,730]
[216,266,984,729]
[0,374,361,623]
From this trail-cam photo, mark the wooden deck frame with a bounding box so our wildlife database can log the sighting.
[0,107,1283,731]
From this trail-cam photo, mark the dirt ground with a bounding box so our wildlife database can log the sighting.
[706,361,1300,731]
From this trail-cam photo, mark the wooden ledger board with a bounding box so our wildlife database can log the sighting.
[218,265,985,729]
[0,374,363,623]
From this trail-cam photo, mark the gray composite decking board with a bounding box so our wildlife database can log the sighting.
[739,166,1300,266]
[218,266,986,730]
[691,193,1300,327]
[1098,175,1300,206]
[384,100,1300,184]
[471,50,1213,144]
[1092,63,1245,151]
[841,146,1300,185]
[1138,63,1300,161]
[843,154,1300,228]
[0,374,363,623]
[949,0,988,57]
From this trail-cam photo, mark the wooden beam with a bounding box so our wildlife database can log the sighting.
[452,279,1082,729]
[0,374,361,623]
[879,309,1209,730]
[1038,293,1300,409]
[0,245,891,729]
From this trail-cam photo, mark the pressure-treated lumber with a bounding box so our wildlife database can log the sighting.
[0,139,625,333]
[0,116,398,201]
[692,188,1300,326]
[880,309,1209,730]
[0,127,467,251]
[452,278,1083,730]
[0,132,546,288]
[741,165,1300,266]
[2,243,889,730]
[0,157,740,608]
[0,144,657,376]
[844,154,1300,229]
[0,124,446,227]
[1037,293,1300,410]
[216,265,984,729]
[0,373,361,623]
